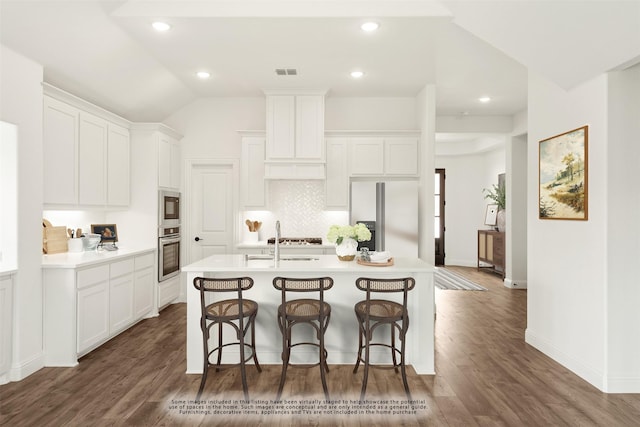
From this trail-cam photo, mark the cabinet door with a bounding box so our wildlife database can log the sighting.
[78,112,107,205]
[134,253,155,319]
[241,137,266,208]
[385,137,418,176]
[43,96,78,205]
[295,95,324,160]
[266,95,295,159]
[0,276,12,377]
[170,139,181,189]
[77,281,109,353]
[109,272,134,333]
[350,138,384,175]
[158,134,172,188]
[325,138,349,208]
[107,124,130,206]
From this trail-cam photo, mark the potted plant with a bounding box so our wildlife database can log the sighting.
[483,183,506,231]
[326,224,372,261]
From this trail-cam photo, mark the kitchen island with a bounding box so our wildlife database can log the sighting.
[183,254,435,375]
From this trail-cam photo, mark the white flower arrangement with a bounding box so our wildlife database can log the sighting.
[326,224,372,245]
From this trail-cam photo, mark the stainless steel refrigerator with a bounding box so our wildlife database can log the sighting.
[350,180,419,258]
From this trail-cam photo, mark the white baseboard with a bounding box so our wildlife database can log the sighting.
[525,328,604,391]
[606,376,640,393]
[504,278,527,289]
[9,352,44,382]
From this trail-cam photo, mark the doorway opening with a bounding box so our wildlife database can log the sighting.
[435,168,445,265]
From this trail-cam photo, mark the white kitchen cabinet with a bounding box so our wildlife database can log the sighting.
[349,136,419,177]
[109,259,135,335]
[43,86,131,208]
[240,135,266,208]
[265,92,325,162]
[385,137,419,176]
[134,253,155,319]
[77,264,110,354]
[0,273,13,384]
[325,138,349,208]
[43,96,79,205]
[349,138,384,175]
[158,133,181,190]
[264,163,325,180]
[78,113,108,206]
[107,124,130,206]
[43,249,155,366]
[158,275,180,309]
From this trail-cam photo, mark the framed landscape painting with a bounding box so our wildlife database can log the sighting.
[539,126,588,220]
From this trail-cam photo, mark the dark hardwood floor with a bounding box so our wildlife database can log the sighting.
[2,266,639,426]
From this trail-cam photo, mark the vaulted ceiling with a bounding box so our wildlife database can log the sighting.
[1,1,638,123]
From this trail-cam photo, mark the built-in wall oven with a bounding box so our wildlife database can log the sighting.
[159,225,181,282]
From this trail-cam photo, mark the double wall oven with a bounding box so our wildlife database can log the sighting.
[159,190,181,282]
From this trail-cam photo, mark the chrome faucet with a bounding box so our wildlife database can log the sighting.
[274,220,281,267]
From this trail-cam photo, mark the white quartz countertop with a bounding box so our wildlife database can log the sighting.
[182,254,433,273]
[236,242,335,249]
[42,246,156,269]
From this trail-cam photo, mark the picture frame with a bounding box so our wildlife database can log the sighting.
[484,204,498,227]
[91,224,119,242]
[539,126,588,220]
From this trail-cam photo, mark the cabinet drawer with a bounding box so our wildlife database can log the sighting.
[77,264,109,290]
[135,252,155,270]
[110,258,134,278]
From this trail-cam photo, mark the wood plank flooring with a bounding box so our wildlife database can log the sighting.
[2,266,639,426]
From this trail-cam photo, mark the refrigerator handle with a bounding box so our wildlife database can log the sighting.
[376,182,385,252]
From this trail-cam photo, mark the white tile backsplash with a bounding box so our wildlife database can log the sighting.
[241,181,348,241]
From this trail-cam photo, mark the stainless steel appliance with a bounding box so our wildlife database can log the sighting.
[159,225,181,281]
[159,190,180,227]
[350,180,419,258]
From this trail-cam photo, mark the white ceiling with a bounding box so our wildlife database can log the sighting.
[0,1,638,124]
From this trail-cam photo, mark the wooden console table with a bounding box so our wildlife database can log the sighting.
[478,230,505,278]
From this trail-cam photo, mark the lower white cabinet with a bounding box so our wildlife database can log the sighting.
[44,250,155,366]
[0,273,14,384]
[109,259,135,335]
[158,275,180,309]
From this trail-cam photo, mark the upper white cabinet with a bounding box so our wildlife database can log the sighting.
[349,136,419,177]
[265,91,325,163]
[43,85,131,208]
[43,96,78,205]
[158,133,181,190]
[240,134,267,208]
[107,124,131,206]
[325,138,349,209]
[78,112,107,206]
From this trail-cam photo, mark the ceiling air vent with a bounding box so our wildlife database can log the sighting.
[275,68,297,76]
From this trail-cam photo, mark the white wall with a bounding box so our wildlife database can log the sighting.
[606,63,640,392]
[436,146,506,266]
[526,71,608,390]
[0,45,44,381]
[325,97,417,130]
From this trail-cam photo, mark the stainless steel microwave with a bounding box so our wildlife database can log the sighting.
[159,190,180,227]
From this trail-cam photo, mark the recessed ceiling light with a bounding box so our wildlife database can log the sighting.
[350,71,365,78]
[152,21,171,32]
[196,71,211,79]
[479,96,491,103]
[361,22,380,32]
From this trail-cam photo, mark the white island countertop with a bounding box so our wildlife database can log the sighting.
[42,246,155,269]
[183,254,435,376]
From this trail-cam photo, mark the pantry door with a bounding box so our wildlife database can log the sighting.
[187,160,238,264]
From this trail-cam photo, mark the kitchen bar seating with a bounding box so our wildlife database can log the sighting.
[272,276,333,401]
[192,277,261,401]
[353,277,415,400]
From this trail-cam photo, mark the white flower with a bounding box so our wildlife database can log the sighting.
[326,223,371,245]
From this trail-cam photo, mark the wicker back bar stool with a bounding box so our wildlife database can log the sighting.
[193,276,261,401]
[272,276,334,400]
[353,277,416,400]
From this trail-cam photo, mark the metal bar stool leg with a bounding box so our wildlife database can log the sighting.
[215,322,223,372]
[197,321,209,401]
[250,312,262,372]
